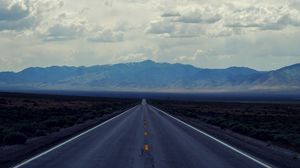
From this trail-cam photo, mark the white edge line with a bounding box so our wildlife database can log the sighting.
[151,105,273,168]
[13,105,138,168]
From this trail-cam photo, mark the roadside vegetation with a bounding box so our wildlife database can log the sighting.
[0,93,138,146]
[151,100,300,152]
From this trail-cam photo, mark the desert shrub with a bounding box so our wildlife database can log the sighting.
[231,124,252,134]
[0,96,138,146]
[252,130,273,141]
[274,134,289,144]
[76,118,84,124]
[60,116,77,127]
[0,98,8,105]
[50,127,60,132]
[286,135,300,147]
[22,99,33,103]
[18,124,36,136]
[0,133,5,144]
[150,100,300,152]
[42,119,59,128]
[33,102,39,107]
[207,118,224,125]
[220,120,239,128]
[35,130,46,136]
[55,118,68,127]
[3,132,27,145]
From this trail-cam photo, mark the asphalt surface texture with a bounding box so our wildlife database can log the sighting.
[14,100,271,168]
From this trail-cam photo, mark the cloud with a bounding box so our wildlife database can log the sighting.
[290,1,300,11]
[0,0,96,42]
[174,55,197,62]
[1,0,300,72]
[38,12,88,41]
[88,29,124,43]
[146,20,204,38]
[161,11,180,17]
[147,2,300,38]
[0,16,37,31]
[0,0,35,31]
[33,2,126,42]
[173,6,222,24]
[115,52,148,62]
[0,0,30,21]
[146,20,176,35]
[42,22,86,41]
[224,5,300,31]
[147,5,227,38]
[0,0,64,32]
[174,49,210,64]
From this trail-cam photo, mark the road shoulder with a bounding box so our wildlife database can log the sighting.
[0,109,129,168]
[173,115,300,168]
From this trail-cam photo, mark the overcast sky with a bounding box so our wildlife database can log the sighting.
[1,0,300,71]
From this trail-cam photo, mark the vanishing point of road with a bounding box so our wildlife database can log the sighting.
[14,100,272,168]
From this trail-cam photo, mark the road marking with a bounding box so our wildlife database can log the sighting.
[144,144,150,151]
[151,105,272,168]
[144,131,148,136]
[13,106,138,168]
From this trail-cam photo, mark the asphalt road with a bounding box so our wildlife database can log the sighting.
[14,100,271,168]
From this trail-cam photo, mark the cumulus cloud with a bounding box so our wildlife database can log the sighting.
[37,12,88,41]
[0,16,36,31]
[0,0,35,31]
[174,55,197,62]
[290,1,300,11]
[0,0,122,42]
[174,49,209,64]
[147,2,300,38]
[173,6,222,24]
[0,0,64,32]
[146,20,176,35]
[88,29,124,43]
[146,20,204,38]
[0,0,30,21]
[1,0,300,71]
[147,5,228,38]
[161,11,180,17]
[42,22,86,41]
[115,53,148,62]
[224,5,300,31]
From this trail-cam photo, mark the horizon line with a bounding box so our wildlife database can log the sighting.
[1,59,299,73]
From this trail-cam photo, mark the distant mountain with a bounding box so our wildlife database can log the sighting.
[250,64,300,89]
[0,60,299,91]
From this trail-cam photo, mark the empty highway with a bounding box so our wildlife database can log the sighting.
[14,100,272,168]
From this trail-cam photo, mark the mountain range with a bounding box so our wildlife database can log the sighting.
[0,60,299,91]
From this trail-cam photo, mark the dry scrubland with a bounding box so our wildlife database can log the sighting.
[151,100,300,152]
[0,93,138,146]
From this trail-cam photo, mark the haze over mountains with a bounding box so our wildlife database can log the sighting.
[0,60,299,91]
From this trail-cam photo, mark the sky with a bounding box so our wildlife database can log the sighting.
[0,0,300,71]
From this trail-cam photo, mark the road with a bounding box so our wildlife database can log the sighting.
[14,100,271,168]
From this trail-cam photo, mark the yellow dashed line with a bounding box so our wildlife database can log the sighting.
[143,118,150,152]
[144,144,150,151]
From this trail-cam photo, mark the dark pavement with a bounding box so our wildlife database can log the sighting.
[15,100,271,168]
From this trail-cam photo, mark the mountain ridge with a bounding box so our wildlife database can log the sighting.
[0,60,299,91]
